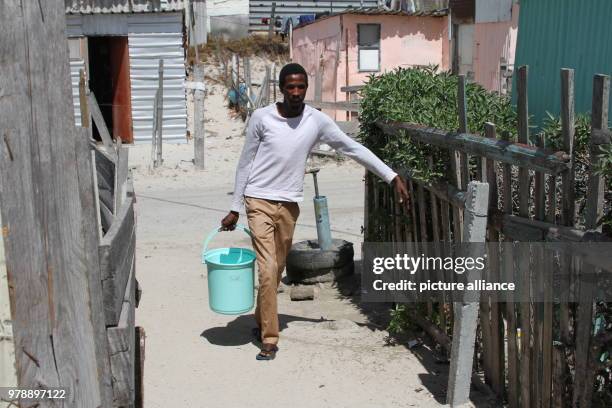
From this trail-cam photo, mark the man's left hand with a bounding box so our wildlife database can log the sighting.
[392,175,410,211]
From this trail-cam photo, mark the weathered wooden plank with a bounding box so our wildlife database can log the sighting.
[573,73,610,408]
[552,344,567,408]
[100,196,136,326]
[107,258,136,407]
[75,130,114,403]
[585,74,609,230]
[446,182,489,407]
[560,68,576,226]
[408,180,419,242]
[449,149,464,242]
[151,88,158,167]
[339,85,364,93]
[533,134,546,408]
[516,65,533,408]
[0,1,111,405]
[457,75,470,188]
[483,123,504,399]
[114,145,129,214]
[134,326,146,408]
[501,129,519,407]
[88,92,117,159]
[377,122,570,175]
[557,72,572,345]
[399,168,467,210]
[155,59,164,167]
[193,63,206,169]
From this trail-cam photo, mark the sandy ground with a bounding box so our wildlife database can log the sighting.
[130,58,490,408]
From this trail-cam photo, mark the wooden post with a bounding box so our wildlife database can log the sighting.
[533,134,546,408]
[268,2,276,40]
[573,74,609,408]
[558,69,575,349]
[446,181,489,407]
[457,75,470,189]
[150,89,158,170]
[0,2,112,405]
[560,68,576,226]
[231,54,238,90]
[516,65,532,408]
[245,57,252,110]
[155,59,164,167]
[79,69,90,129]
[193,64,206,169]
[484,123,504,400]
[502,129,519,408]
[584,74,609,230]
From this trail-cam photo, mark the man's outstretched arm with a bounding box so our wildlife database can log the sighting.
[221,113,263,230]
[318,115,410,209]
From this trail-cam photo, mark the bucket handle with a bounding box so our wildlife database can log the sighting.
[202,223,252,255]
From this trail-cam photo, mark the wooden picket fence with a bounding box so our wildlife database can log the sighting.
[365,68,611,407]
[81,74,144,408]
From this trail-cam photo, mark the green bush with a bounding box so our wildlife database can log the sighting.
[359,66,518,183]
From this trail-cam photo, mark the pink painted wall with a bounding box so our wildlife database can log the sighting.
[291,15,342,104]
[472,3,519,92]
[292,13,450,120]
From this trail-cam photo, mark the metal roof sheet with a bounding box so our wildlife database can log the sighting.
[293,6,449,29]
[65,0,186,14]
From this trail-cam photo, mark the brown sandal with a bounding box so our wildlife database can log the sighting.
[256,344,278,361]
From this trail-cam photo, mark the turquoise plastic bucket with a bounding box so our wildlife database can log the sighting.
[202,224,256,315]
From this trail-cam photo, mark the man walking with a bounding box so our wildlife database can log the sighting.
[221,63,409,360]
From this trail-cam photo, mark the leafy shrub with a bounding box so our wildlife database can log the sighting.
[359,66,518,183]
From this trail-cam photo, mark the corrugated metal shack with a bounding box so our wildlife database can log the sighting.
[66,0,189,144]
[514,0,612,126]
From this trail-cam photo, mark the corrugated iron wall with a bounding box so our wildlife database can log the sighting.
[248,0,379,32]
[128,12,187,143]
[513,0,612,126]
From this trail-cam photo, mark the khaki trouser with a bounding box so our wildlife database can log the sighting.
[244,196,300,346]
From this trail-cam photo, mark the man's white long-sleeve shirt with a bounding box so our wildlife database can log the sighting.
[230,103,397,212]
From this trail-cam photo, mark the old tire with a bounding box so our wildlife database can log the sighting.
[286,239,354,284]
[287,261,355,284]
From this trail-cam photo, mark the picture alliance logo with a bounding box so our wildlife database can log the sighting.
[371,254,487,275]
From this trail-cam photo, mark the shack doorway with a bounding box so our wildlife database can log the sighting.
[88,36,134,143]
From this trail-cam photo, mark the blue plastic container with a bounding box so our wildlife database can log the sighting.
[201,224,256,315]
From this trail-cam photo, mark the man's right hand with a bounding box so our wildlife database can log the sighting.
[221,211,239,231]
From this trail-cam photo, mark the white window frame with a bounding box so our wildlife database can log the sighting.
[357,23,381,72]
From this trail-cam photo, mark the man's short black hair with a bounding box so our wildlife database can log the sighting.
[279,63,308,88]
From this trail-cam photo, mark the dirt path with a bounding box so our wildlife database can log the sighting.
[130,60,486,407]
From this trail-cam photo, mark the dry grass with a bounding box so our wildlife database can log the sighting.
[187,34,289,66]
